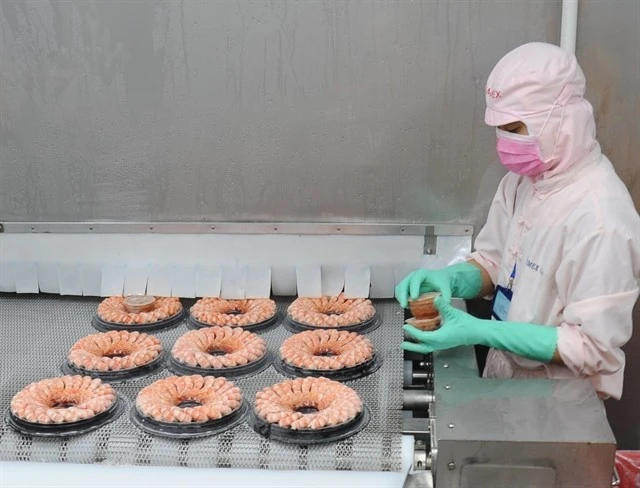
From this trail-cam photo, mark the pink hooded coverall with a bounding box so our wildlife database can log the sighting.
[469,43,640,400]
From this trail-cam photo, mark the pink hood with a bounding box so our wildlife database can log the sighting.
[485,42,600,178]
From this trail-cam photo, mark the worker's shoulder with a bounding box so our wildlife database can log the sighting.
[495,171,526,203]
[562,157,639,242]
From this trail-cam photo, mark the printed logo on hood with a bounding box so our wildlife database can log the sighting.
[486,88,502,99]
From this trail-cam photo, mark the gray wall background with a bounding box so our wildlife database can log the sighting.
[1,1,637,228]
[1,0,639,448]
[1,0,562,228]
[576,0,640,452]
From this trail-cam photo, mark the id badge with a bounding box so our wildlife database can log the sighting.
[491,285,513,321]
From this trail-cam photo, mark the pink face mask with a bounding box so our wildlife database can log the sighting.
[496,129,547,176]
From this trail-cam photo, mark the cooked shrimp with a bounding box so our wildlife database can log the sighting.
[135,375,242,423]
[287,294,375,328]
[190,298,277,327]
[254,377,362,430]
[280,330,374,370]
[171,326,267,370]
[68,330,162,372]
[10,376,116,424]
[97,296,182,325]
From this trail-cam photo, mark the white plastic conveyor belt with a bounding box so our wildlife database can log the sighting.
[0,436,413,488]
[0,295,408,479]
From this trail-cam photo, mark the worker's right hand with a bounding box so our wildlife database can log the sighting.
[394,262,483,308]
[395,269,453,307]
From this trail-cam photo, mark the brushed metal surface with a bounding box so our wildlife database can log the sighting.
[0,0,560,228]
[432,347,617,488]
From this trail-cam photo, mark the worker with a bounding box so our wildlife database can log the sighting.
[396,42,640,400]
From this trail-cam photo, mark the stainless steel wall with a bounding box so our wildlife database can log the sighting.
[577,0,640,451]
[0,0,561,228]
[577,0,640,214]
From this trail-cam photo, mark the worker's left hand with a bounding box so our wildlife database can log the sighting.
[402,297,559,363]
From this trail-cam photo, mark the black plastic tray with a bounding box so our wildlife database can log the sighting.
[91,309,186,333]
[283,313,381,334]
[61,352,166,383]
[129,400,248,439]
[272,353,382,382]
[5,395,126,438]
[166,350,272,379]
[247,404,370,445]
[187,311,280,333]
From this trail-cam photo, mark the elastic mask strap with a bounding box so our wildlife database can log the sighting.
[537,98,560,137]
[548,104,566,160]
[535,94,567,164]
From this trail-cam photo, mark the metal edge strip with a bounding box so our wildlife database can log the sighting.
[0,222,473,237]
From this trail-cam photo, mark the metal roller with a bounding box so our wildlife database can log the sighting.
[404,360,434,388]
[403,389,435,410]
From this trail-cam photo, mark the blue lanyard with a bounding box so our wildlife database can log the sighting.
[507,263,517,290]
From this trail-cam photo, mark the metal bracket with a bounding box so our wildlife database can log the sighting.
[403,417,431,439]
[403,470,434,488]
[0,221,474,237]
[423,225,437,255]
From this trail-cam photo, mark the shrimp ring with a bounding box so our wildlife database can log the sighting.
[10,376,116,424]
[287,294,375,328]
[190,298,277,327]
[254,377,362,430]
[171,326,267,369]
[67,330,163,372]
[97,296,183,325]
[280,330,374,370]
[135,375,243,423]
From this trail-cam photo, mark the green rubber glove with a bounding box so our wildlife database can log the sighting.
[395,262,483,307]
[402,297,558,363]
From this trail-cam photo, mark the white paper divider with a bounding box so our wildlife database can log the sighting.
[296,265,322,298]
[0,262,16,292]
[245,265,272,298]
[320,266,344,296]
[221,267,246,299]
[271,265,297,296]
[369,265,395,299]
[195,265,222,297]
[101,264,126,297]
[37,262,60,294]
[343,265,371,298]
[81,264,103,296]
[0,233,468,298]
[123,265,149,296]
[58,263,82,295]
[13,262,39,293]
[146,264,173,297]
[172,266,197,298]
